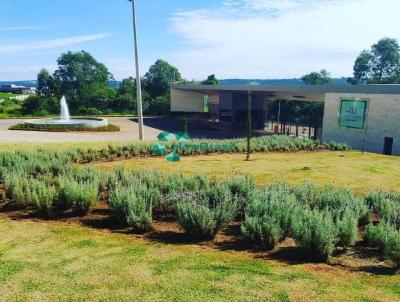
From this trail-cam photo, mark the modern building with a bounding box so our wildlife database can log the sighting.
[0,84,36,95]
[171,84,400,155]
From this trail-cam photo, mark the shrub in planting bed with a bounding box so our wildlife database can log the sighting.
[336,209,358,247]
[175,185,238,240]
[58,178,99,214]
[242,183,299,249]
[364,191,400,225]
[108,182,160,231]
[291,209,336,260]
[365,222,400,266]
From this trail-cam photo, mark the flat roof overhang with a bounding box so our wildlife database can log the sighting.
[172,84,400,96]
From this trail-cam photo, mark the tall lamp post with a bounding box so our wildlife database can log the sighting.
[129,0,144,140]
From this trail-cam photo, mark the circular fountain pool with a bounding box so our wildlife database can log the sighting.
[25,117,108,128]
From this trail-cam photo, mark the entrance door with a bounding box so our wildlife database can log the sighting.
[383,137,394,155]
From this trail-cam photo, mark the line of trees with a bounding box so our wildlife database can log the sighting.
[23,51,191,116]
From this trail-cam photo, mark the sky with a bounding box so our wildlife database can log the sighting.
[0,0,400,81]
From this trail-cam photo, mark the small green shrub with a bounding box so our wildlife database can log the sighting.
[336,209,358,247]
[384,229,400,266]
[108,183,159,231]
[324,142,350,151]
[364,191,400,225]
[365,222,400,266]
[176,188,238,240]
[364,222,389,251]
[241,217,283,249]
[58,179,99,214]
[176,199,216,239]
[291,209,336,260]
[241,182,299,249]
[30,180,56,214]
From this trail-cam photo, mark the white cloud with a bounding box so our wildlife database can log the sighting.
[169,0,400,79]
[0,34,109,54]
[0,65,57,81]
[2,26,40,31]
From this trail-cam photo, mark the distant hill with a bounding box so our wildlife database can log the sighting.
[0,80,122,89]
[219,78,349,85]
[0,78,350,89]
[0,81,37,88]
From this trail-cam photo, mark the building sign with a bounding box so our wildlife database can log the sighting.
[203,95,209,113]
[339,99,368,129]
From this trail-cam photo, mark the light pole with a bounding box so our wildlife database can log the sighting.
[129,0,144,140]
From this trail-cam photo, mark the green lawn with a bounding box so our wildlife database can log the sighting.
[0,93,22,118]
[0,218,399,302]
[93,151,400,194]
[0,92,19,100]
[1,143,400,301]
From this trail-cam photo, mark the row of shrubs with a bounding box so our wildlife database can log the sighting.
[0,135,348,166]
[9,123,120,132]
[1,160,399,265]
[0,136,349,178]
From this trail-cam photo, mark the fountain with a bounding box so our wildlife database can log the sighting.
[25,96,108,129]
[60,96,70,121]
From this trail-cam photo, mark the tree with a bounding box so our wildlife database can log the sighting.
[143,59,181,98]
[246,91,252,161]
[301,70,332,85]
[113,77,141,113]
[201,74,219,85]
[117,77,136,97]
[37,69,57,97]
[53,51,114,112]
[353,38,400,84]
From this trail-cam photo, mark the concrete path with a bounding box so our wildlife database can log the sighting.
[0,117,162,143]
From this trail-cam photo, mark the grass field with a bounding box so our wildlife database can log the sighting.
[0,218,399,302]
[0,93,22,118]
[93,151,400,194]
[1,143,400,301]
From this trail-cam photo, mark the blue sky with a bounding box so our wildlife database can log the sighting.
[1,0,399,81]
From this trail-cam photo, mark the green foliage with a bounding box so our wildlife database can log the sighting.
[143,59,182,98]
[364,191,400,225]
[291,209,336,260]
[21,95,58,116]
[10,123,120,132]
[246,91,252,161]
[266,100,324,128]
[176,198,217,240]
[242,183,298,249]
[241,217,282,249]
[384,229,400,266]
[37,68,57,97]
[364,222,389,251]
[58,178,99,214]
[292,183,369,225]
[108,183,160,231]
[336,209,358,247]
[301,69,332,85]
[365,222,400,266]
[31,180,56,214]
[176,185,238,239]
[201,74,219,85]
[54,51,113,112]
[324,141,350,151]
[353,37,400,84]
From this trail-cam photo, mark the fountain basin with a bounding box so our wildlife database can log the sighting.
[25,117,108,128]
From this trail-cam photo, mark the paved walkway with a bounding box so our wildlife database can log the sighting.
[0,117,162,143]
